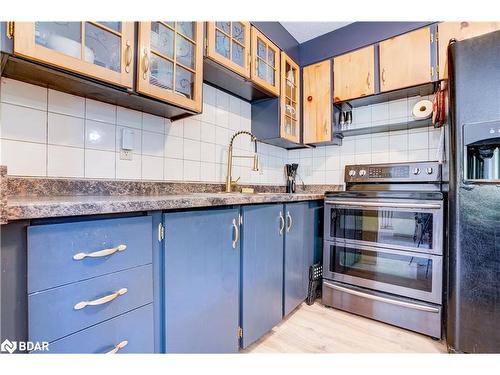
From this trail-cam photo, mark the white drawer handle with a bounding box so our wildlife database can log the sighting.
[73,244,127,260]
[106,340,128,354]
[74,288,128,310]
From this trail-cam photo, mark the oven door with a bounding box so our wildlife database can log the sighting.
[324,199,443,254]
[323,241,442,304]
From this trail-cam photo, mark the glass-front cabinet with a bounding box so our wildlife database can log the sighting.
[137,22,203,112]
[280,52,300,143]
[13,22,135,88]
[206,21,251,78]
[251,26,280,96]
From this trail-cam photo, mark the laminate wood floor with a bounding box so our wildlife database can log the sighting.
[243,302,447,353]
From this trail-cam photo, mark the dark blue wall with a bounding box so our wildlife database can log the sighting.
[251,22,300,63]
[299,21,435,66]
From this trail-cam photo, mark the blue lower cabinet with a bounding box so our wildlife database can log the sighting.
[283,201,322,316]
[241,204,284,349]
[29,264,153,343]
[37,304,154,354]
[163,208,241,353]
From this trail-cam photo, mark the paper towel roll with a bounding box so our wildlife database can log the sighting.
[412,99,433,119]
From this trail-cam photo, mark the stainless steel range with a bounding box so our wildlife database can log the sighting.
[322,161,444,338]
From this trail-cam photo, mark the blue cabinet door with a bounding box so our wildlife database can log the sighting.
[284,201,323,316]
[241,204,284,348]
[163,207,240,353]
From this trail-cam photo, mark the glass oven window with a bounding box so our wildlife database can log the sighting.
[330,245,433,292]
[330,207,433,249]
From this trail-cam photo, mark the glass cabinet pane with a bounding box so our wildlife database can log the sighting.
[35,22,82,58]
[232,42,244,67]
[151,22,174,58]
[257,39,266,58]
[267,49,275,66]
[232,22,245,43]
[177,22,194,39]
[98,22,121,32]
[85,22,121,72]
[175,66,194,99]
[150,54,173,90]
[257,59,266,80]
[215,31,230,59]
[176,35,195,68]
[216,22,230,34]
[268,66,275,85]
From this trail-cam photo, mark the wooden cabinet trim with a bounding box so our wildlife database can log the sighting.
[302,60,332,144]
[280,52,300,144]
[379,27,431,93]
[250,27,280,96]
[136,22,203,113]
[13,22,135,89]
[333,45,375,102]
[206,21,251,79]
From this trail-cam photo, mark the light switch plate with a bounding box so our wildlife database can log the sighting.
[121,128,135,151]
[120,150,133,161]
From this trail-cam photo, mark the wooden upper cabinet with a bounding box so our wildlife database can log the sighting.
[438,22,500,79]
[251,27,280,96]
[280,52,300,143]
[333,45,375,102]
[137,22,203,113]
[13,22,135,88]
[206,22,251,79]
[379,27,431,93]
[303,60,332,144]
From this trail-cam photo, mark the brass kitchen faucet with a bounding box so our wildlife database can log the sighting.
[225,131,259,192]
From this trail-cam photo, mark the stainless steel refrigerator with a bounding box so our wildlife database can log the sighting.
[447,30,500,353]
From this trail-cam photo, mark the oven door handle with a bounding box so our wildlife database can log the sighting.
[323,282,440,313]
[324,200,441,209]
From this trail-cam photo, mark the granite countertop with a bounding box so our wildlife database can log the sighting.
[5,192,325,221]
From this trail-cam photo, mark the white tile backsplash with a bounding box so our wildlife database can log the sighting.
[48,89,85,118]
[0,79,442,185]
[1,103,47,143]
[1,78,47,110]
[48,113,85,148]
[47,145,84,178]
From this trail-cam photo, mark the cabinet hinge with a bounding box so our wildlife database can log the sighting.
[158,223,165,242]
[6,22,14,39]
[238,327,243,339]
[430,32,434,43]
[431,66,435,78]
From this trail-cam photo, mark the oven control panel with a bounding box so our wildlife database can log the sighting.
[345,162,442,183]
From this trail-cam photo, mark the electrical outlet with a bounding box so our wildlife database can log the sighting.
[120,150,133,161]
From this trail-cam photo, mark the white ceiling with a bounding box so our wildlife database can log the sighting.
[280,22,352,43]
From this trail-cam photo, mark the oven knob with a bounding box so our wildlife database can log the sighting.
[348,169,357,177]
[426,167,434,175]
[413,167,421,175]
[359,169,366,177]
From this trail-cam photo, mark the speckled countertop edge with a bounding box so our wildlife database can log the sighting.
[3,176,341,222]
[5,192,326,221]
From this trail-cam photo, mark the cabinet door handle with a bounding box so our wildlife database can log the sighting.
[381,68,386,84]
[279,211,285,236]
[106,340,128,354]
[324,119,328,135]
[366,72,371,88]
[73,244,127,261]
[142,48,150,80]
[231,218,239,249]
[286,212,292,232]
[124,41,132,73]
[74,288,128,310]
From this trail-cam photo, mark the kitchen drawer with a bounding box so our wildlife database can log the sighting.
[34,304,155,353]
[28,216,152,293]
[29,264,153,343]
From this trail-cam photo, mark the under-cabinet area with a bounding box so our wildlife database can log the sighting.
[1,200,322,353]
[1,19,500,358]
